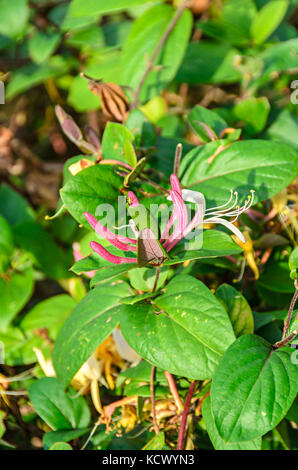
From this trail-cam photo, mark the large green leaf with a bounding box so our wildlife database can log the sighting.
[0,268,33,331]
[211,334,298,442]
[121,4,192,102]
[180,140,298,206]
[53,283,130,387]
[202,396,262,450]
[29,377,91,431]
[120,275,235,379]
[216,284,254,337]
[60,165,123,228]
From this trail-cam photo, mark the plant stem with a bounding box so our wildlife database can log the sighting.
[282,280,298,340]
[164,371,183,413]
[150,366,159,434]
[177,380,198,450]
[131,0,191,109]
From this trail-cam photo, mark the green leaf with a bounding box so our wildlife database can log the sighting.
[233,97,270,135]
[216,284,254,337]
[0,214,14,273]
[124,140,138,167]
[163,230,242,265]
[60,165,122,228]
[20,295,76,340]
[29,377,91,431]
[251,0,289,45]
[69,0,160,17]
[101,123,135,163]
[188,106,227,141]
[13,222,70,280]
[180,140,298,206]
[176,41,241,85]
[0,410,5,439]
[121,4,192,102]
[128,266,169,292]
[257,260,294,293]
[68,75,100,112]
[89,263,137,286]
[43,428,89,450]
[143,431,165,450]
[0,326,48,365]
[120,275,235,380]
[0,0,29,38]
[289,247,298,280]
[202,396,262,450]
[211,334,298,442]
[196,0,257,46]
[6,56,73,100]
[53,283,130,387]
[265,110,298,151]
[28,30,61,64]
[49,442,72,450]
[0,184,35,226]
[0,268,33,331]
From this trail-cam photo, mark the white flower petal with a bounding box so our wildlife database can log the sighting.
[112,328,142,365]
[205,216,246,243]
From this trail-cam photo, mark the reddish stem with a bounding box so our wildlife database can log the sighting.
[282,281,298,340]
[177,380,198,450]
[164,371,183,413]
[151,366,159,434]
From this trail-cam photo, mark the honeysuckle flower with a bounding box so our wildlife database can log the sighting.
[85,174,254,264]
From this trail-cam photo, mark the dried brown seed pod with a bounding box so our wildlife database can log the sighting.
[82,75,129,122]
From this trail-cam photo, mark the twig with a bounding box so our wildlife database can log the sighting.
[152,267,161,293]
[164,371,183,413]
[282,280,298,340]
[131,1,191,108]
[150,366,159,434]
[177,380,198,450]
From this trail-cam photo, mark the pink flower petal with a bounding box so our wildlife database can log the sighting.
[160,211,176,242]
[166,205,202,253]
[90,242,137,265]
[127,191,139,207]
[84,212,136,244]
[170,174,182,195]
[163,190,188,249]
[72,242,96,278]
